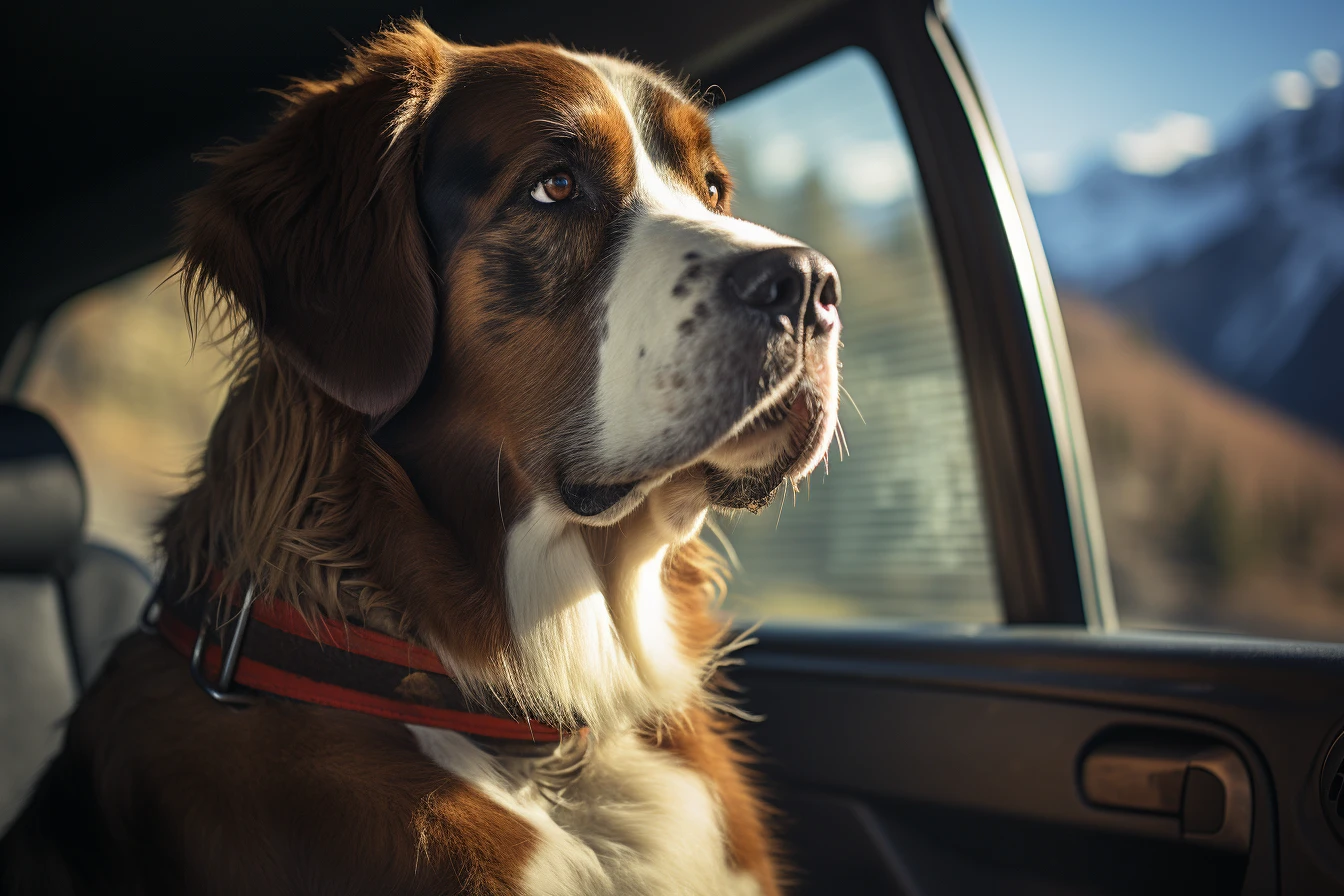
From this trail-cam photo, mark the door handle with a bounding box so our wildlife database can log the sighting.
[1079,738,1252,852]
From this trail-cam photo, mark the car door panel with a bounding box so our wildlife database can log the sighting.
[734,627,1343,894]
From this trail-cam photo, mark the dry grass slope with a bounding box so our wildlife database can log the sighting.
[1063,296,1344,640]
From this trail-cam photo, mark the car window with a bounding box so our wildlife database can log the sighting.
[952,3,1344,642]
[20,263,232,566]
[709,48,1001,623]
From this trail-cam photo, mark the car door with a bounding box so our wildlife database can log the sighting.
[697,2,1344,893]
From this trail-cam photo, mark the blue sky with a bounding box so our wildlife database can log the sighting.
[711,1,1343,201]
[949,0,1344,190]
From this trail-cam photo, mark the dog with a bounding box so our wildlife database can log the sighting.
[1,20,841,895]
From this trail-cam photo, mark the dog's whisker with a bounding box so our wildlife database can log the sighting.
[704,515,741,572]
[838,383,866,424]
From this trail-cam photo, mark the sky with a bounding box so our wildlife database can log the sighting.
[948,0,1344,191]
[710,1,1344,203]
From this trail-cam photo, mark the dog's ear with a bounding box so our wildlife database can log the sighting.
[180,27,450,417]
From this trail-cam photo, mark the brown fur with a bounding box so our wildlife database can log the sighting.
[179,23,454,419]
[638,80,733,208]
[3,635,538,896]
[3,20,783,895]
[158,344,515,670]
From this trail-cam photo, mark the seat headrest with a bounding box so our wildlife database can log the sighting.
[0,404,85,572]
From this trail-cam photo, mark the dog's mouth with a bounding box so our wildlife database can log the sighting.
[559,375,837,519]
[701,379,833,513]
[743,387,811,437]
[559,479,639,518]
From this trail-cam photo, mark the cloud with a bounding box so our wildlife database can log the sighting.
[1019,151,1071,194]
[752,134,808,191]
[1308,49,1341,89]
[1272,70,1313,109]
[828,140,915,206]
[1113,112,1215,176]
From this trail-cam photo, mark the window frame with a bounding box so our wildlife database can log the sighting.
[693,0,1115,628]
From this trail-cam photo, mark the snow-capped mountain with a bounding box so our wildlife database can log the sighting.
[1030,84,1344,444]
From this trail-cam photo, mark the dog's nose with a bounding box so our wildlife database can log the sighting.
[723,247,840,333]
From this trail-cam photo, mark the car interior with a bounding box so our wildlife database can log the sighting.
[3,1,1343,894]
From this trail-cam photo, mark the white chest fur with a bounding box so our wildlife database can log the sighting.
[410,726,761,896]
[453,503,700,734]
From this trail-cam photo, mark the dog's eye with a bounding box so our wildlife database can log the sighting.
[531,172,575,203]
[707,182,721,208]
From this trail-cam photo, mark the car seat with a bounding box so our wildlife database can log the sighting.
[0,404,152,831]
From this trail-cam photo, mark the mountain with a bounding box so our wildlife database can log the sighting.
[1030,83,1344,444]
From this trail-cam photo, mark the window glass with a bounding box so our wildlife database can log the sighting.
[21,262,232,566]
[952,1,1344,641]
[709,48,1001,622]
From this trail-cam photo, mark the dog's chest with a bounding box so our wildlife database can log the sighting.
[410,726,761,896]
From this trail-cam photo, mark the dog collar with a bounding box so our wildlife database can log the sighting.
[151,574,573,743]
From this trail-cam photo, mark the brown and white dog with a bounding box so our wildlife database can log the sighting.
[2,21,840,896]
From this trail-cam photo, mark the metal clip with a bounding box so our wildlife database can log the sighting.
[190,583,258,707]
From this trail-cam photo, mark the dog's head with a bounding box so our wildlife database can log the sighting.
[182,23,840,541]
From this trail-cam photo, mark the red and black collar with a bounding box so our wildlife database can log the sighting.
[153,574,572,743]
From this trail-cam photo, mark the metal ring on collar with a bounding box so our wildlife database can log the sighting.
[189,583,259,708]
